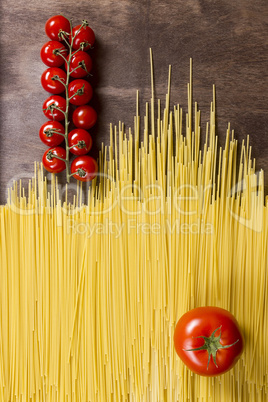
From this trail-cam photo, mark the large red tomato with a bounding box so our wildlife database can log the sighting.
[174,307,244,376]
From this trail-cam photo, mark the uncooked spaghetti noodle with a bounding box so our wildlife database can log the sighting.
[0,55,267,401]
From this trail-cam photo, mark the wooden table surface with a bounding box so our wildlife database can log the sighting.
[0,0,267,204]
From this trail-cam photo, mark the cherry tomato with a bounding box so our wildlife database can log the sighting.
[72,105,97,129]
[39,121,65,147]
[68,79,93,106]
[42,147,66,173]
[66,51,92,78]
[41,67,67,94]
[43,95,66,121]
[45,15,71,42]
[174,307,244,377]
[68,128,92,155]
[71,24,95,50]
[40,41,67,67]
[71,155,98,181]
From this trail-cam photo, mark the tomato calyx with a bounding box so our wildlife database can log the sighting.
[53,47,67,57]
[69,84,85,101]
[79,41,91,51]
[50,74,67,90]
[58,29,70,41]
[69,61,89,76]
[77,168,86,177]
[51,74,65,82]
[81,20,89,27]
[47,150,66,162]
[69,140,86,150]
[184,325,240,370]
[46,151,54,161]
[78,60,91,74]
[71,168,86,178]
[43,102,66,119]
[74,20,89,35]
[76,84,85,96]
[44,128,65,138]
[77,140,86,149]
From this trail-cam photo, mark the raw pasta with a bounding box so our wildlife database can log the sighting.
[0,57,267,401]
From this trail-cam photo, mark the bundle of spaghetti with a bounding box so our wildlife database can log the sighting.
[0,58,267,401]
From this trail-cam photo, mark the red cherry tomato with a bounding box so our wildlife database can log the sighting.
[66,51,92,78]
[174,307,244,377]
[71,24,95,50]
[68,128,92,155]
[45,15,71,42]
[39,121,65,147]
[42,147,66,173]
[72,105,97,129]
[71,155,98,181]
[41,67,67,94]
[40,41,67,67]
[68,79,93,106]
[43,95,66,121]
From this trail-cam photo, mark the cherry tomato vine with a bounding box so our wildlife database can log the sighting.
[40,15,98,182]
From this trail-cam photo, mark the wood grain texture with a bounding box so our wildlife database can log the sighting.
[0,0,267,203]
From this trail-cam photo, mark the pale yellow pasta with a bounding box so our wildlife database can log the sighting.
[0,57,267,401]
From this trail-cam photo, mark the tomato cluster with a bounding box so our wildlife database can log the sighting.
[40,15,98,182]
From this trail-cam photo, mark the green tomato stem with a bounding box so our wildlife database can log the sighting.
[69,64,82,75]
[183,326,240,370]
[53,16,89,183]
[71,47,83,57]
[59,32,71,49]
[56,52,68,64]
[64,19,74,183]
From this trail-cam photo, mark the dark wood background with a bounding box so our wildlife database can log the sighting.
[0,0,267,204]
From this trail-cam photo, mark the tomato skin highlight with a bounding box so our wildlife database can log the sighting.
[68,79,93,106]
[43,95,66,121]
[71,155,98,181]
[71,25,95,50]
[45,15,71,42]
[40,41,67,67]
[174,307,244,377]
[72,105,97,129]
[68,128,92,155]
[39,121,65,147]
[67,51,92,78]
[41,67,67,94]
[42,147,66,173]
